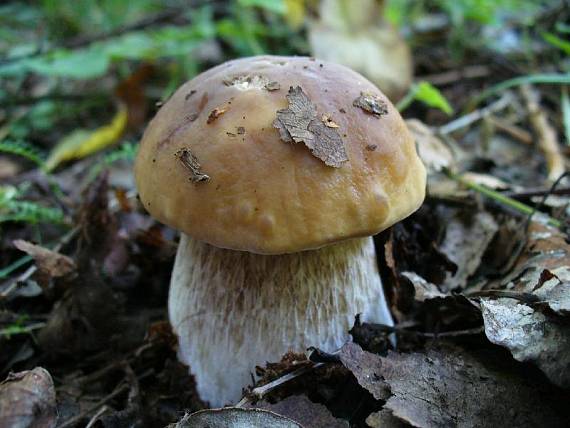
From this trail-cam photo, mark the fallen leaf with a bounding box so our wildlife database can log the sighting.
[406,119,454,173]
[439,210,498,292]
[175,148,210,183]
[339,342,390,401]
[44,104,128,172]
[13,240,75,278]
[0,367,57,428]
[341,342,568,427]
[274,86,348,168]
[481,298,570,388]
[352,92,388,117]
[171,407,302,428]
[251,395,348,428]
[365,409,407,428]
[400,271,446,302]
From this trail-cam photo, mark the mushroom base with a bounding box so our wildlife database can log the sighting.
[169,234,394,407]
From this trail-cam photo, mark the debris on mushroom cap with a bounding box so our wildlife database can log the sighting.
[273,86,348,168]
[353,92,388,117]
[322,114,340,128]
[207,103,230,124]
[134,56,426,254]
[175,148,210,183]
[223,74,281,91]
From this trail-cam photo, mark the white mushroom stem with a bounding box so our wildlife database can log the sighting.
[169,234,394,407]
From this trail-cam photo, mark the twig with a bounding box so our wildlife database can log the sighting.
[58,368,153,428]
[445,169,561,228]
[438,94,512,135]
[58,383,130,428]
[85,406,110,428]
[487,117,533,145]
[505,186,570,199]
[235,363,325,407]
[520,84,565,182]
[417,327,485,338]
[466,290,540,304]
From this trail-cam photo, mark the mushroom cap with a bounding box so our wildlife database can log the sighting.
[135,55,426,254]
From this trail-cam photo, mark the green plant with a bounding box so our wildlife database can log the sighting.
[0,140,46,167]
[0,185,65,225]
[397,81,454,115]
[87,141,139,181]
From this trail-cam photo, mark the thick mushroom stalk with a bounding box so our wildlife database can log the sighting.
[169,234,393,407]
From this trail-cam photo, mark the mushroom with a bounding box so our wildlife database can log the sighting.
[308,0,413,100]
[134,56,426,406]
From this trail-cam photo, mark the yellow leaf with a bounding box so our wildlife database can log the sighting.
[44,104,128,172]
[284,0,306,29]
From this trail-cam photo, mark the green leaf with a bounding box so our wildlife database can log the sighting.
[0,141,45,166]
[562,86,570,146]
[27,47,110,79]
[397,81,453,115]
[414,82,454,114]
[237,0,286,14]
[0,7,216,79]
[542,32,570,55]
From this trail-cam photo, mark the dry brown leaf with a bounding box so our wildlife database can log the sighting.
[481,298,570,388]
[365,409,407,428]
[340,342,568,428]
[439,210,498,292]
[338,342,390,401]
[0,367,57,428]
[274,86,348,168]
[406,119,454,173]
[13,240,75,278]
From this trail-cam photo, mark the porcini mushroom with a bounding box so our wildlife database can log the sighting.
[135,56,426,406]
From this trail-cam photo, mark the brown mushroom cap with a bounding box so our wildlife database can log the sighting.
[135,56,426,254]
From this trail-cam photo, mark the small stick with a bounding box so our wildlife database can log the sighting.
[58,384,129,428]
[487,117,533,145]
[445,169,561,229]
[235,362,324,407]
[85,406,110,428]
[438,94,512,135]
[520,84,565,182]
